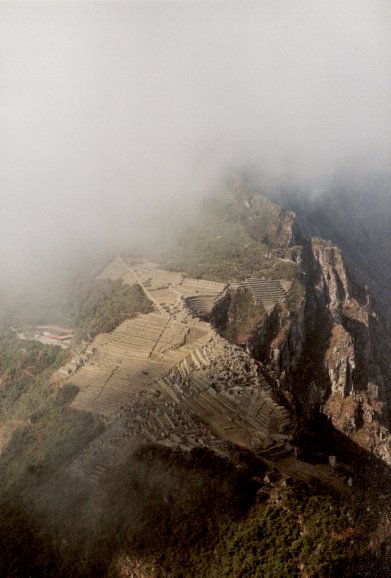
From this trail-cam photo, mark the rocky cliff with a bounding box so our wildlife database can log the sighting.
[211,194,391,465]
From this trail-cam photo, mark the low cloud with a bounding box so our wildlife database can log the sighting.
[0,0,390,289]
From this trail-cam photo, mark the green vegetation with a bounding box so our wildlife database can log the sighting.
[190,192,306,340]
[0,332,63,385]
[286,278,306,311]
[0,384,104,491]
[0,440,369,577]
[212,287,265,343]
[211,485,353,577]
[0,277,152,420]
[267,258,300,280]
[157,189,303,293]
[0,381,104,576]
[0,191,381,577]
[0,249,152,336]
[162,216,270,282]
[0,332,66,413]
[0,271,152,492]
[0,445,258,577]
[0,330,104,491]
[0,274,151,491]
[70,280,152,340]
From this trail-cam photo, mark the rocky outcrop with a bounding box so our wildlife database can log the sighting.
[297,238,391,461]
[238,190,300,248]
[213,205,391,465]
[310,238,353,316]
[324,324,355,396]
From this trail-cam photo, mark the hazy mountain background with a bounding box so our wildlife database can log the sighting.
[1,0,390,296]
[268,177,391,325]
[0,3,391,576]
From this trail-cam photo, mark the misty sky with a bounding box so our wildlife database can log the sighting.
[0,0,390,288]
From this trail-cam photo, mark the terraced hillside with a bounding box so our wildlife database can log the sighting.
[54,257,300,485]
[64,258,348,495]
[242,278,287,311]
[54,259,223,415]
[229,277,291,312]
[60,309,217,415]
[2,191,379,577]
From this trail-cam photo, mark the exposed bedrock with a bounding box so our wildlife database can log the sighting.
[212,225,391,464]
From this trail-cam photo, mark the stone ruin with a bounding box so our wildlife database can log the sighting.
[63,258,294,485]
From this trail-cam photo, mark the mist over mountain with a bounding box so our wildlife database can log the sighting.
[267,176,391,326]
[1,2,391,577]
[1,0,390,292]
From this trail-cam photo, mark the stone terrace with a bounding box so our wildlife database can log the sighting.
[239,278,287,311]
[61,258,294,484]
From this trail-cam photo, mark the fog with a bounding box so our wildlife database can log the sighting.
[1,0,390,291]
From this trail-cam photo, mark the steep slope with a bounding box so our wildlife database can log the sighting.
[174,186,391,466]
[272,186,391,327]
[2,186,391,576]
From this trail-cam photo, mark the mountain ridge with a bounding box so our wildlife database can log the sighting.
[1,187,391,575]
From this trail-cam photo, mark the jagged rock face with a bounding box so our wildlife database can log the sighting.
[324,324,355,396]
[296,237,391,446]
[303,238,364,399]
[213,202,391,464]
[301,240,391,461]
[275,187,391,328]
[310,239,352,317]
[240,192,300,248]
